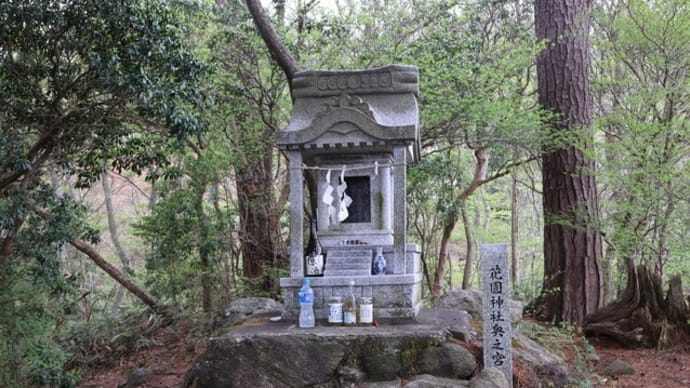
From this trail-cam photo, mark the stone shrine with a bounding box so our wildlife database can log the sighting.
[277,65,422,320]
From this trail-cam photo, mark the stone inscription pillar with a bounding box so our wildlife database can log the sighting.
[481,243,512,387]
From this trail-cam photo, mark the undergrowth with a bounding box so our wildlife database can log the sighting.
[519,320,604,387]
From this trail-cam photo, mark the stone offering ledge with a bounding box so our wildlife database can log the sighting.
[291,65,419,98]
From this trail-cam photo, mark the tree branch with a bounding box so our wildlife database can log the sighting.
[33,206,165,314]
[245,0,300,85]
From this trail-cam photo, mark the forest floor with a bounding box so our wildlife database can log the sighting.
[587,336,690,387]
[79,321,690,388]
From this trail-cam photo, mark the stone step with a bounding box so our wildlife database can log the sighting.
[323,269,370,277]
[326,263,371,270]
[323,249,373,277]
[327,257,370,264]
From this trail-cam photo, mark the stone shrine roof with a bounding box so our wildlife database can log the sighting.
[276,65,420,163]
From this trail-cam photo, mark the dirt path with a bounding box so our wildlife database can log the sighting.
[79,325,205,388]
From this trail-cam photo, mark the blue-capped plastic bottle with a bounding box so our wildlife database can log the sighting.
[298,278,315,328]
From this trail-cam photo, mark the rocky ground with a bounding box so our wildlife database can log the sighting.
[79,294,690,388]
[79,330,690,387]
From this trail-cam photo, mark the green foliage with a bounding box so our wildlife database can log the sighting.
[0,0,204,190]
[1,0,206,383]
[519,321,603,387]
[0,257,80,387]
[592,0,690,285]
[135,188,199,305]
[0,184,97,385]
[65,306,168,370]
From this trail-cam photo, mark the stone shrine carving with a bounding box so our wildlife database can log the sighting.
[277,65,422,321]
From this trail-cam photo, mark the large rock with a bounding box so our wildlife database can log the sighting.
[435,289,524,323]
[416,308,476,342]
[186,302,570,387]
[417,342,476,379]
[117,367,152,388]
[183,322,477,388]
[512,331,569,387]
[183,324,459,388]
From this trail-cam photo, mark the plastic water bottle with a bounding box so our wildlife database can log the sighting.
[298,278,315,328]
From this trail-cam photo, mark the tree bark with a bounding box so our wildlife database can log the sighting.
[245,0,300,84]
[0,218,23,266]
[535,0,603,324]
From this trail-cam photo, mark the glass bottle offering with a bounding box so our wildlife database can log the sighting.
[327,296,343,325]
[372,247,386,275]
[304,220,324,276]
[343,280,358,325]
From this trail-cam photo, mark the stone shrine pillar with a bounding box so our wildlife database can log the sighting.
[277,65,422,321]
[481,244,513,386]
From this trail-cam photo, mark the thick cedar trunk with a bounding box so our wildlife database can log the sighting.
[665,275,688,323]
[535,0,603,324]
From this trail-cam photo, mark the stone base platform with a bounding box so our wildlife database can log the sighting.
[280,273,423,320]
[183,308,479,388]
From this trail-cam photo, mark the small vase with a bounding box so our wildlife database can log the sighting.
[372,247,386,275]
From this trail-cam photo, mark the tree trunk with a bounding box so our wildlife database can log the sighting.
[0,218,22,267]
[69,237,164,314]
[245,0,299,84]
[510,171,520,287]
[101,170,132,313]
[432,147,489,297]
[32,206,163,313]
[535,0,603,324]
[665,275,688,323]
[236,157,283,293]
[584,259,689,348]
[432,212,457,297]
[460,199,475,290]
[194,184,212,314]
